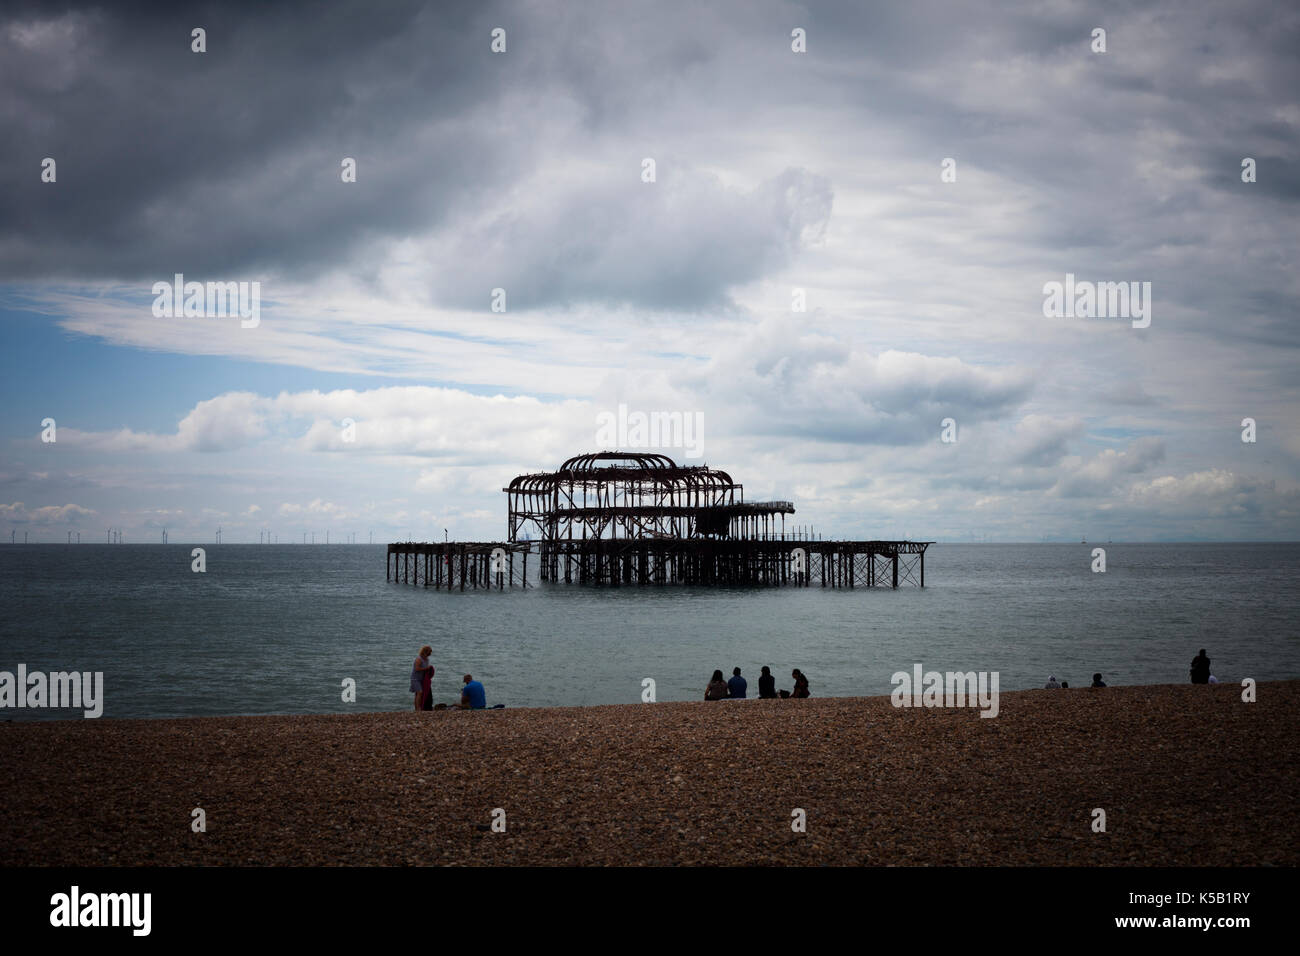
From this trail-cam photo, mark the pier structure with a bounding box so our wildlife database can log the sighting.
[506,451,796,581]
[385,541,531,590]
[526,537,927,588]
[387,451,930,589]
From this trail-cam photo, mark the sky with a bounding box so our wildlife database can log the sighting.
[1,0,1298,543]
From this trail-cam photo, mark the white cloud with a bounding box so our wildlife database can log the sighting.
[1051,438,1166,498]
[1126,469,1275,517]
[0,501,96,524]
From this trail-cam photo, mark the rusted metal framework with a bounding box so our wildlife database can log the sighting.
[505,451,793,545]
[386,541,531,590]
[387,450,930,589]
[532,538,928,588]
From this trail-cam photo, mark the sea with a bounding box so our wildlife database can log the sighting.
[1,542,1297,720]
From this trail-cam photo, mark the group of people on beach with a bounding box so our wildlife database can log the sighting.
[410,646,491,711]
[414,646,1224,709]
[705,666,809,700]
[1044,673,1107,689]
[1043,649,1220,690]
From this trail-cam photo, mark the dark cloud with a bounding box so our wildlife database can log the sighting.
[2,0,1299,543]
[5,0,1300,325]
[1,1,521,280]
[429,166,833,311]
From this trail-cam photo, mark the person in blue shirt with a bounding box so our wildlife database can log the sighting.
[460,674,487,710]
[727,667,747,699]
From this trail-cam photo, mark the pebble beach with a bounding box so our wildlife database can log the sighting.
[2,681,1295,866]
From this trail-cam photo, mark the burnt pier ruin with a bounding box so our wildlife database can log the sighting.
[387,451,930,589]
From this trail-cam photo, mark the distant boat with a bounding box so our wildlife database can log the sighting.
[1082,537,1087,544]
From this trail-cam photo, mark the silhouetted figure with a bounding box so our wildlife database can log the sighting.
[1060,681,1069,688]
[1091,673,1106,688]
[790,668,810,699]
[758,665,777,699]
[727,667,747,699]
[705,669,730,701]
[1190,650,1211,685]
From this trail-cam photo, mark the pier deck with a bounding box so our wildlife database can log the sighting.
[387,538,928,589]
[385,541,531,589]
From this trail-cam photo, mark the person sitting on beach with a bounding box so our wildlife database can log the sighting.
[758,665,777,699]
[1044,675,1061,689]
[1190,649,1211,685]
[790,669,810,699]
[1060,681,1069,688]
[727,667,747,699]
[1091,673,1106,688]
[460,674,487,710]
[705,670,730,701]
[411,646,434,711]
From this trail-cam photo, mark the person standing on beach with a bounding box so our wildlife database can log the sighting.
[1091,673,1106,688]
[790,669,810,699]
[727,667,747,699]
[1190,649,1211,685]
[758,666,777,699]
[411,646,434,711]
[705,670,730,700]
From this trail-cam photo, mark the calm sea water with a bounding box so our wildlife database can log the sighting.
[1,543,1297,719]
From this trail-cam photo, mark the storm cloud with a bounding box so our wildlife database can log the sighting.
[2,0,1298,541]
